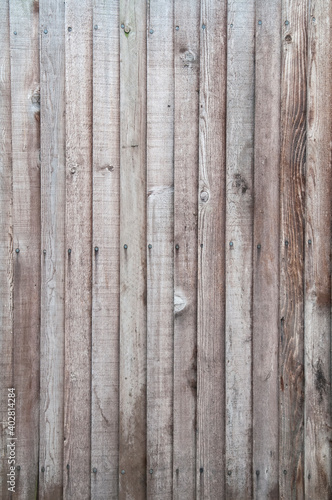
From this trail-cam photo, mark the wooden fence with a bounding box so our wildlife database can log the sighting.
[0,0,331,498]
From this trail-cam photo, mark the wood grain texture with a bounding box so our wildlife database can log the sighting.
[279,1,307,497]
[253,2,281,499]
[91,2,120,499]
[9,1,41,497]
[0,2,13,498]
[146,0,174,498]
[225,1,255,497]
[305,2,332,497]
[197,0,226,498]
[63,1,93,498]
[173,2,200,499]
[119,1,147,498]
[39,1,66,498]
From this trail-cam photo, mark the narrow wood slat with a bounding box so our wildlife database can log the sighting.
[305,2,332,497]
[63,1,93,498]
[197,0,226,497]
[9,1,41,497]
[119,1,147,498]
[252,2,281,499]
[173,2,200,498]
[0,2,13,498]
[279,1,307,497]
[146,0,174,498]
[39,1,66,498]
[91,2,120,498]
[225,1,255,497]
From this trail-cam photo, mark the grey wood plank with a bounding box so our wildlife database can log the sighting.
[91,1,120,498]
[119,1,147,498]
[146,0,174,498]
[63,1,93,498]
[197,0,227,497]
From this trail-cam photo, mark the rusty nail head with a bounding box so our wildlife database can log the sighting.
[121,24,125,29]
[227,470,232,476]
[258,20,262,25]
[68,248,71,254]
[308,239,312,245]
[312,17,316,22]
[175,244,179,250]
[283,470,287,475]
[17,466,21,471]
[149,469,153,474]
[121,470,125,475]
[285,240,289,246]
[14,31,17,35]
[285,20,289,25]
[67,464,69,470]
[41,466,45,472]
[149,29,154,34]
[95,246,99,252]
[68,27,72,32]
[200,467,204,473]
[257,244,261,249]
[44,29,48,34]
[15,248,20,253]
[175,26,179,31]
[93,467,97,473]
[148,244,152,249]
[202,24,206,29]
[124,244,128,250]
[94,25,98,30]
[256,470,260,476]
[43,249,46,255]
[229,241,233,247]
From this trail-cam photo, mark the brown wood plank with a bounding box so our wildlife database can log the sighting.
[146,0,174,498]
[63,1,93,498]
[9,1,41,497]
[196,0,227,497]
[225,1,255,497]
[0,1,13,498]
[39,1,66,498]
[305,2,332,497]
[173,1,200,498]
[252,2,281,499]
[279,1,307,497]
[91,1,120,498]
[119,1,147,498]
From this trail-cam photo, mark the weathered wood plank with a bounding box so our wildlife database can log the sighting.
[39,1,66,498]
[305,2,332,498]
[9,1,41,497]
[173,1,200,498]
[253,3,281,499]
[146,0,174,498]
[225,1,255,497]
[279,1,307,497]
[119,2,147,498]
[197,0,226,497]
[0,2,13,498]
[63,1,93,498]
[91,1,120,498]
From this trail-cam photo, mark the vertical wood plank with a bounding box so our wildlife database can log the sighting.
[64,1,93,498]
[39,1,66,498]
[253,3,281,499]
[0,1,13,498]
[9,1,40,497]
[225,1,255,497]
[279,1,307,497]
[305,2,332,497]
[197,0,226,497]
[119,1,147,498]
[173,1,200,498]
[146,0,174,498]
[91,1,120,498]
